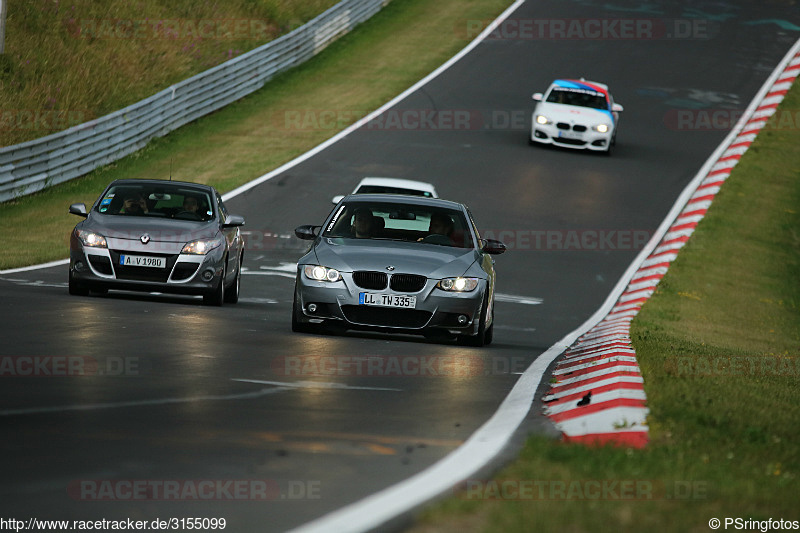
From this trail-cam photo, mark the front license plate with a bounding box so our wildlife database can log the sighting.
[119,255,166,268]
[558,130,584,140]
[359,292,416,308]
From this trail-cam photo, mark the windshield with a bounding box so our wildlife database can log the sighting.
[95,184,215,221]
[546,87,609,110]
[323,202,474,248]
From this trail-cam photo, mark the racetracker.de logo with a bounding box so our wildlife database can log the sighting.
[276,109,484,131]
[461,18,715,41]
[0,109,92,132]
[665,108,800,131]
[458,479,709,500]
[0,356,141,377]
[480,229,653,251]
[69,19,278,40]
[271,355,485,377]
[68,479,321,501]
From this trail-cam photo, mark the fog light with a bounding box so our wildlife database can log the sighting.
[307,303,318,313]
[201,269,215,282]
[75,261,85,271]
[457,314,468,325]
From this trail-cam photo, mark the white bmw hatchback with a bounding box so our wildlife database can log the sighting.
[530,79,623,154]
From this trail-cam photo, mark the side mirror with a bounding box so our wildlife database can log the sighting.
[331,195,345,205]
[612,103,624,112]
[532,92,543,101]
[294,225,318,240]
[223,214,245,228]
[69,203,88,217]
[482,239,506,255]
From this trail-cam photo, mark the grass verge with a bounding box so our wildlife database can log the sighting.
[0,0,337,147]
[409,76,800,531]
[0,0,511,270]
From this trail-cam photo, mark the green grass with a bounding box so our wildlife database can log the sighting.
[410,81,800,532]
[0,0,512,270]
[0,0,337,147]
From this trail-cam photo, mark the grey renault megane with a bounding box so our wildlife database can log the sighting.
[292,194,506,346]
[68,179,245,305]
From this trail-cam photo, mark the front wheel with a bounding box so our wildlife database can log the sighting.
[291,287,318,333]
[223,260,241,304]
[68,270,89,296]
[203,269,225,306]
[458,292,491,347]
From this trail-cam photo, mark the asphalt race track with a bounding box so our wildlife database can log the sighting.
[2,1,799,531]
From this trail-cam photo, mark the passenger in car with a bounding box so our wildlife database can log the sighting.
[120,194,148,215]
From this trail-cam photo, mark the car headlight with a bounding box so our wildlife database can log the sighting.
[593,124,610,133]
[436,277,479,292]
[535,115,552,125]
[76,229,107,248]
[181,237,223,255]
[303,265,342,282]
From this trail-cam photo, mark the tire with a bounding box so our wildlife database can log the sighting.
[483,311,494,346]
[68,270,89,296]
[223,260,241,304]
[458,292,490,347]
[291,287,317,333]
[203,268,225,306]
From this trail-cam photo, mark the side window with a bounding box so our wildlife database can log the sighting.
[217,193,228,221]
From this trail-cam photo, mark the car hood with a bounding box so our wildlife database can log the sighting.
[536,102,614,125]
[83,214,219,242]
[312,238,479,278]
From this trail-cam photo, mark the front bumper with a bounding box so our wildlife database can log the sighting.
[530,122,613,151]
[294,269,486,335]
[69,241,225,295]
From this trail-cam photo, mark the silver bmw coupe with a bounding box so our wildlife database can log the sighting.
[292,194,506,346]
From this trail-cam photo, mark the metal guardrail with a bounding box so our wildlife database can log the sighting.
[0,0,388,202]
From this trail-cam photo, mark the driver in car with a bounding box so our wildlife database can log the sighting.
[182,195,200,214]
[352,208,375,238]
